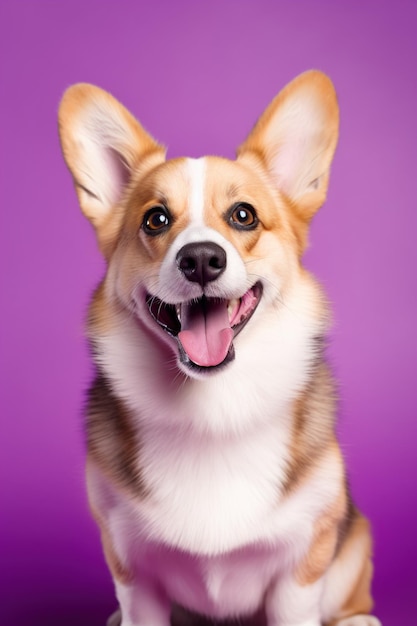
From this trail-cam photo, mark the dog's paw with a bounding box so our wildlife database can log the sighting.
[107,608,121,626]
[334,616,381,626]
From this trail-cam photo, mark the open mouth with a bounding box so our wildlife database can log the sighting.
[146,282,262,371]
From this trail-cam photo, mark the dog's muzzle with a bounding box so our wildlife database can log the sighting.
[146,241,262,372]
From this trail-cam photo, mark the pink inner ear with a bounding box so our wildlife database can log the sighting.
[271,140,303,196]
[103,147,131,204]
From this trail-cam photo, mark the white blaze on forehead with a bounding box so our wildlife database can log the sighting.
[186,157,206,225]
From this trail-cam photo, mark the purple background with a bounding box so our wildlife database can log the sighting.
[1,1,416,625]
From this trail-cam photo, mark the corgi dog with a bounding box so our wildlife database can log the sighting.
[58,71,380,626]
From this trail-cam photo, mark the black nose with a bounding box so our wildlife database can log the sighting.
[176,241,227,287]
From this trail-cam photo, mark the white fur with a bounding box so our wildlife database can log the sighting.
[156,223,250,305]
[266,573,324,626]
[95,270,320,435]
[88,446,343,623]
[186,157,206,224]
[88,268,339,623]
[321,528,373,624]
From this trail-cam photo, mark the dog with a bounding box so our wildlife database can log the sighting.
[58,70,380,626]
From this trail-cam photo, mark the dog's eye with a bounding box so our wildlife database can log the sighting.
[143,206,171,235]
[229,203,258,230]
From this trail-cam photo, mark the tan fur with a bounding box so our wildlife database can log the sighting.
[202,157,292,249]
[327,514,374,625]
[91,505,134,585]
[124,158,196,258]
[296,487,347,586]
[87,282,114,335]
[283,362,336,494]
[86,375,146,495]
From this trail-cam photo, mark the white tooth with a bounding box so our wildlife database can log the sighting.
[228,299,238,316]
[176,305,181,322]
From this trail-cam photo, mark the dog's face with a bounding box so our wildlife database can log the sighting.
[104,155,299,377]
[59,71,338,380]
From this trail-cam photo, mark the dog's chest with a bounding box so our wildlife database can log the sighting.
[88,422,342,617]
[132,420,291,553]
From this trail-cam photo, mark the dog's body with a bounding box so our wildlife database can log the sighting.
[59,71,379,626]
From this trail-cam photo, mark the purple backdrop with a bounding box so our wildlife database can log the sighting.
[1,1,416,625]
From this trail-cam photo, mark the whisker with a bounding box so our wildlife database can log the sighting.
[157,299,165,320]
[246,271,305,321]
[244,256,268,265]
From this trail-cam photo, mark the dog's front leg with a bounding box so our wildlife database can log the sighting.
[111,576,171,626]
[265,574,324,626]
[87,468,171,626]
[94,508,171,626]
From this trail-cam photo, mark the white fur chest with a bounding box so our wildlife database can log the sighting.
[88,436,343,619]
[132,417,291,554]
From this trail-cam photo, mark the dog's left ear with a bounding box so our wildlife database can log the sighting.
[237,70,339,222]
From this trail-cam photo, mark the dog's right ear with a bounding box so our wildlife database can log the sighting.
[58,84,165,255]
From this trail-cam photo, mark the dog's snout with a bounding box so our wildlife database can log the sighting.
[176,241,227,287]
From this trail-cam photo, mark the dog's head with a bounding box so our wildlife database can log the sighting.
[59,71,338,380]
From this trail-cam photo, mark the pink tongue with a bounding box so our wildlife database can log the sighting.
[178,299,233,367]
